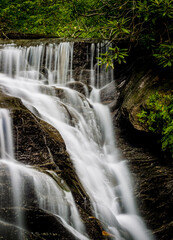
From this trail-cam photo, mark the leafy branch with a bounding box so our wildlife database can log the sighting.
[97,46,128,70]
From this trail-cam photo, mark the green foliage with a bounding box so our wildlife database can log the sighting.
[97,46,128,70]
[136,0,173,21]
[0,0,74,35]
[153,43,173,68]
[137,91,173,158]
[0,0,173,68]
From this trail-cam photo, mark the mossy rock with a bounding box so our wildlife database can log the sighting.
[120,69,163,131]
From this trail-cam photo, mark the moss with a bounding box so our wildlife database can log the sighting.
[0,90,25,110]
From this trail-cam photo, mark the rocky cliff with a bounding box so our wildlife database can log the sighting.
[100,55,173,240]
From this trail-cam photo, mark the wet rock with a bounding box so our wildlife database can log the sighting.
[0,220,43,240]
[40,66,49,80]
[0,32,54,40]
[116,123,173,240]
[0,207,76,240]
[100,81,118,112]
[72,42,91,81]
[79,69,92,85]
[66,81,92,97]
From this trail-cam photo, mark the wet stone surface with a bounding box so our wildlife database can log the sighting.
[115,123,173,240]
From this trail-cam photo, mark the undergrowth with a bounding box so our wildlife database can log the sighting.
[138,91,173,159]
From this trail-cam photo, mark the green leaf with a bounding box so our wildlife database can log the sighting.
[122,28,130,34]
[168,61,172,66]
[144,15,149,21]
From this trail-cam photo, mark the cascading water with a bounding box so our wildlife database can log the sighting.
[0,109,14,160]
[0,42,154,240]
[0,42,74,85]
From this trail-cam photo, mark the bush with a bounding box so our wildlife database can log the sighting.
[137,91,173,158]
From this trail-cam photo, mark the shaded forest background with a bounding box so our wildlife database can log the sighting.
[1,0,172,67]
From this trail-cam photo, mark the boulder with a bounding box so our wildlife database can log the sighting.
[100,81,118,113]
[66,81,92,97]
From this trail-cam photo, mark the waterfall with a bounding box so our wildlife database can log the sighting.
[0,42,154,240]
[0,43,74,85]
[90,42,114,88]
[0,109,14,160]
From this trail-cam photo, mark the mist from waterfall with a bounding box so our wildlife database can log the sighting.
[0,42,154,240]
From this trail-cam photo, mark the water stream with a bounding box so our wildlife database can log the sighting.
[0,42,154,239]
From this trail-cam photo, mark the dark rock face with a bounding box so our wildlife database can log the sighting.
[0,91,105,240]
[73,42,91,81]
[116,124,173,240]
[100,81,118,114]
[0,207,76,240]
[0,220,43,240]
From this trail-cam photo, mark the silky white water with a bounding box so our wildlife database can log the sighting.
[0,109,14,160]
[0,42,154,239]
